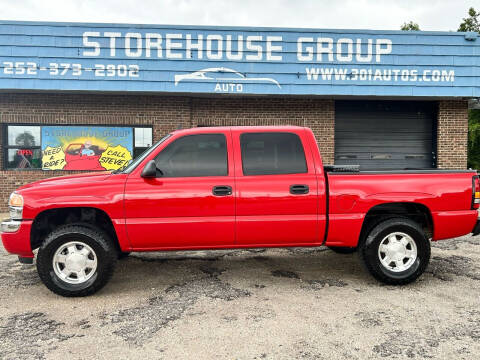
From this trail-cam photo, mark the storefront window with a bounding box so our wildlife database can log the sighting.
[8,125,41,147]
[135,127,153,147]
[7,148,42,169]
[4,125,42,169]
[134,127,153,158]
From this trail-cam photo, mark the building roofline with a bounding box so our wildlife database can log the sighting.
[0,19,472,37]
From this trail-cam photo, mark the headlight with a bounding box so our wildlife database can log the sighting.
[8,192,23,220]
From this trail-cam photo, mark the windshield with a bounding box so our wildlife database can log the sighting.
[120,134,171,174]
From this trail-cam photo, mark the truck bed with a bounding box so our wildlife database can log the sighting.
[325,169,478,247]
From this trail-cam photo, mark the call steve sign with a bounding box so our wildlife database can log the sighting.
[1,21,480,97]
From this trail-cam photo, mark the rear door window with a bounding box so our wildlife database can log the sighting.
[240,132,307,175]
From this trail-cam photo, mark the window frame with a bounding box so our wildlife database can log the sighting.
[239,131,308,176]
[153,133,229,178]
[134,127,153,148]
[2,123,153,171]
[133,127,154,159]
[3,124,42,170]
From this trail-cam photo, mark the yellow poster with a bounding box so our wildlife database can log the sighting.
[99,145,133,171]
[42,146,66,170]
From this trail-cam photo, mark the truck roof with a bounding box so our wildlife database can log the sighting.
[172,125,306,134]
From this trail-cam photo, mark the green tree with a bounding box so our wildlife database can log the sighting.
[468,109,480,169]
[400,21,420,31]
[459,8,480,169]
[458,7,479,32]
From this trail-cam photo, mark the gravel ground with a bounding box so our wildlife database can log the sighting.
[1,225,480,359]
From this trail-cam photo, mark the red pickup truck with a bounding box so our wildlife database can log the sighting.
[2,126,480,297]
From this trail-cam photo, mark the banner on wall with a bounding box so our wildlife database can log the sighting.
[41,126,133,171]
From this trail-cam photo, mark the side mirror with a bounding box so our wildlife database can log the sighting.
[141,160,158,178]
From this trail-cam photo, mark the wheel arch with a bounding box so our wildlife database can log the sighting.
[31,207,121,253]
[359,202,433,245]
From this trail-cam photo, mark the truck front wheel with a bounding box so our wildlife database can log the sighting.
[36,224,117,297]
[359,218,430,285]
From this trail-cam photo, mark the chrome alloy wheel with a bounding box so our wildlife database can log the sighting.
[52,241,98,284]
[378,232,418,272]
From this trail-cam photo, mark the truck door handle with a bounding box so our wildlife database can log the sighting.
[212,185,232,196]
[290,184,309,194]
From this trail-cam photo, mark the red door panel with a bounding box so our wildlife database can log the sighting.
[124,176,235,249]
[232,128,324,246]
[235,174,319,245]
[124,130,235,250]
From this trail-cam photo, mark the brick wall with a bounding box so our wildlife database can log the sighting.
[436,100,468,169]
[191,97,335,164]
[0,93,334,211]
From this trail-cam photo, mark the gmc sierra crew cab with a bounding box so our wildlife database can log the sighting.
[2,126,480,297]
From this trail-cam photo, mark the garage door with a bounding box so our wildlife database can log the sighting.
[334,101,436,170]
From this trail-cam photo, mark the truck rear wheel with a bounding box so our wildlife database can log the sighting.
[36,224,117,297]
[359,218,430,285]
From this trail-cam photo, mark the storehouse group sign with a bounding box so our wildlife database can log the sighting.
[1,20,479,97]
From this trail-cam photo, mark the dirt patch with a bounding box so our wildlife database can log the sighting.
[431,235,480,251]
[271,270,300,279]
[101,268,250,345]
[355,311,390,328]
[373,329,439,358]
[426,255,480,281]
[0,312,76,360]
[0,257,39,289]
[372,309,480,358]
[305,279,348,290]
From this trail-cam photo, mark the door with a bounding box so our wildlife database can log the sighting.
[233,130,320,246]
[124,132,235,250]
[335,101,436,170]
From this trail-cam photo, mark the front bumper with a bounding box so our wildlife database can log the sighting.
[0,219,34,258]
[1,219,21,233]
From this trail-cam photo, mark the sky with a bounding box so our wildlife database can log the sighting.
[0,0,479,31]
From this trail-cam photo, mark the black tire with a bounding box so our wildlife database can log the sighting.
[359,217,430,285]
[328,246,357,254]
[36,224,117,297]
[118,251,131,259]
